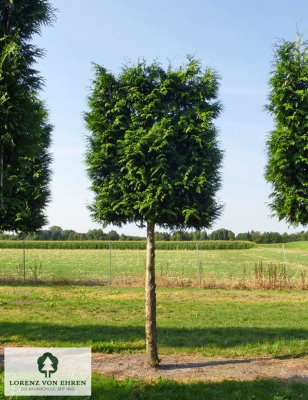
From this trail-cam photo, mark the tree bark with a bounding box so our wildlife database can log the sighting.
[145,220,159,368]
[0,143,3,208]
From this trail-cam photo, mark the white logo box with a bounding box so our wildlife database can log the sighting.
[5,348,91,396]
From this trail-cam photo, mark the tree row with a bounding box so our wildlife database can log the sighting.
[1,226,308,244]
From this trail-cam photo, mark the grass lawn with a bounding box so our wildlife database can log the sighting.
[1,285,308,398]
[1,285,308,357]
[0,245,307,285]
[1,374,308,400]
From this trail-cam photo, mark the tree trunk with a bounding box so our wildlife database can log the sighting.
[0,143,3,208]
[145,220,159,368]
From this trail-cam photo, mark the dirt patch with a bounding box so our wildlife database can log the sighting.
[1,347,308,382]
[91,353,308,382]
[10,299,38,305]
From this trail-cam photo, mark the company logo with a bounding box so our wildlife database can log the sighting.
[37,352,59,378]
[4,348,91,396]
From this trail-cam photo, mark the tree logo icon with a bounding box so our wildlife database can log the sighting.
[37,352,59,378]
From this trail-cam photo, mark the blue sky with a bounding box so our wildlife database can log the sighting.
[33,0,308,236]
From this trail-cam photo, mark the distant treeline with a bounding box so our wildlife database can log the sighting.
[0,240,256,250]
[157,229,308,243]
[0,226,308,244]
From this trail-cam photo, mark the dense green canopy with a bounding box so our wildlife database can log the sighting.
[85,57,224,230]
[0,0,56,232]
[265,34,308,226]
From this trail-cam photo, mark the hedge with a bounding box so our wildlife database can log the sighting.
[0,240,257,250]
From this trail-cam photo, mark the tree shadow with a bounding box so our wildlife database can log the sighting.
[159,358,260,371]
[1,322,308,357]
[90,375,308,400]
[0,373,307,399]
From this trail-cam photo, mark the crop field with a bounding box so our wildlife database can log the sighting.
[0,243,307,287]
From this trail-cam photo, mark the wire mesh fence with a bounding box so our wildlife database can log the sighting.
[0,244,206,285]
[0,242,307,288]
[0,247,141,284]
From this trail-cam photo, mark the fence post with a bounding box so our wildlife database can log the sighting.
[196,242,201,284]
[23,240,26,283]
[282,244,289,283]
[109,241,112,284]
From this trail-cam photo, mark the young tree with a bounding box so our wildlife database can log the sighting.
[84,57,224,367]
[265,34,308,226]
[0,0,56,232]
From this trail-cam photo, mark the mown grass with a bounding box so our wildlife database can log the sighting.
[0,244,307,286]
[1,373,308,400]
[1,286,308,357]
[1,285,308,398]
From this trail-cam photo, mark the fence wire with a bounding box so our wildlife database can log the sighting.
[0,243,307,288]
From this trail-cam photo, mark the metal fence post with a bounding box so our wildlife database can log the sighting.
[23,240,26,283]
[196,242,201,284]
[282,244,289,283]
[109,241,112,284]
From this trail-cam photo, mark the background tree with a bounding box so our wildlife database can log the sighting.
[209,228,233,240]
[86,228,105,240]
[265,33,308,226]
[0,0,56,232]
[61,229,77,240]
[200,230,209,240]
[228,230,235,241]
[235,232,252,241]
[49,225,62,240]
[106,229,120,241]
[155,231,171,241]
[171,230,191,241]
[84,57,224,367]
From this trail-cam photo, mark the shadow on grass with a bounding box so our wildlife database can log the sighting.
[1,322,308,356]
[90,377,308,400]
[1,375,307,400]
[159,358,259,370]
[0,376,308,400]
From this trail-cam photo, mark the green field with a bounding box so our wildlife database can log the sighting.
[1,242,308,397]
[260,241,308,250]
[1,285,308,357]
[1,285,308,398]
[0,243,307,287]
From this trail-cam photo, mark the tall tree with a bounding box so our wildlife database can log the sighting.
[0,0,56,232]
[84,57,224,367]
[265,33,308,226]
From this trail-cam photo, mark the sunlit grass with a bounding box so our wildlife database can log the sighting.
[1,372,308,400]
[1,286,308,358]
[1,285,308,398]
